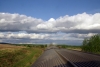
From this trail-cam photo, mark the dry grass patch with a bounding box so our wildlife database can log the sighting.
[67,48,82,51]
[0,44,25,49]
[0,44,26,52]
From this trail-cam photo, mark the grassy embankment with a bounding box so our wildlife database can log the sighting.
[57,45,82,51]
[0,44,45,67]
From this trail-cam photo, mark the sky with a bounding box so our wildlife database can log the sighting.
[0,0,100,45]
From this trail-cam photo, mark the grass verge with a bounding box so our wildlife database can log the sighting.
[0,45,43,67]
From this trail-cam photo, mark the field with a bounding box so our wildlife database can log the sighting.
[0,44,44,67]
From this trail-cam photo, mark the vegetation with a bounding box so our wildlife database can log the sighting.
[57,45,81,51]
[0,44,45,67]
[82,34,100,53]
[2,36,100,67]
[15,44,47,48]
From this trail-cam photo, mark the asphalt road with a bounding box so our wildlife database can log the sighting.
[31,48,100,67]
[56,49,100,67]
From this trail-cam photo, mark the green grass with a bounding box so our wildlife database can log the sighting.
[0,46,43,67]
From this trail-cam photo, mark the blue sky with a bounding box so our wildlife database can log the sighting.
[0,0,100,20]
[0,0,100,45]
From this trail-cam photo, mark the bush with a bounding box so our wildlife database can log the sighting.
[82,34,100,53]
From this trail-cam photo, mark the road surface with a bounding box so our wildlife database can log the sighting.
[31,48,100,67]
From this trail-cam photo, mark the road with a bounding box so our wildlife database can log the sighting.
[56,49,100,67]
[31,48,100,67]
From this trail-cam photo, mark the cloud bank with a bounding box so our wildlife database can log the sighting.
[0,12,100,45]
[0,12,100,33]
[0,32,95,45]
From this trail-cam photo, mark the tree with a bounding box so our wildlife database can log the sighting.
[82,34,100,53]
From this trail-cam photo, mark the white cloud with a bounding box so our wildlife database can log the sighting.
[0,12,100,33]
[0,32,97,45]
[1,12,100,44]
[0,32,95,40]
[48,18,55,21]
[0,12,43,32]
[0,13,100,33]
[0,33,48,39]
